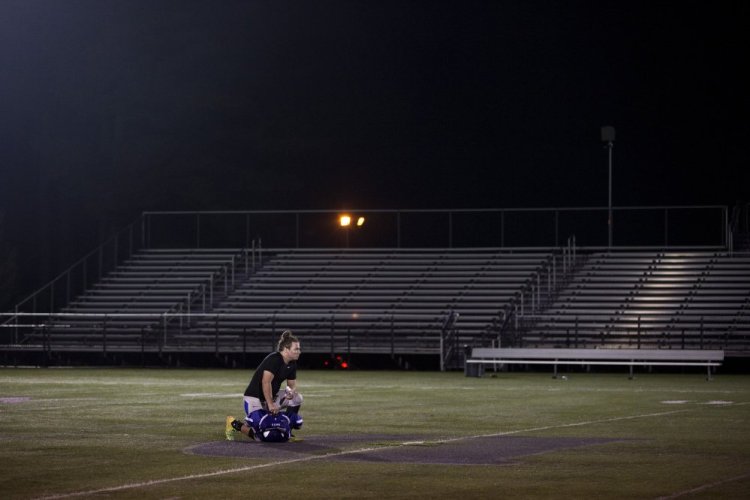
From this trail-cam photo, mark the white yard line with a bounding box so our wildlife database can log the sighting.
[36,409,688,499]
[657,471,750,499]
[438,409,689,444]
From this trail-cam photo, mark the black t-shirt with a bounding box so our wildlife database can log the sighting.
[244,351,297,400]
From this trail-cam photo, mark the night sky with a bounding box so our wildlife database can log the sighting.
[1,1,748,305]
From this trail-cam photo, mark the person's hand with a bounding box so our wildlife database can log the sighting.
[267,402,280,415]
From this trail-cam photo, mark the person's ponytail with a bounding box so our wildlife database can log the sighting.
[277,330,299,351]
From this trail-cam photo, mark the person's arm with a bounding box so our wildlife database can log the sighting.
[283,379,297,401]
[286,379,296,394]
[262,370,278,414]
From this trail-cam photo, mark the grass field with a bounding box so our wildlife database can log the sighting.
[1,367,749,499]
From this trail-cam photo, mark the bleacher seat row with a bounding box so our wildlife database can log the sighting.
[14,249,750,360]
[518,252,750,355]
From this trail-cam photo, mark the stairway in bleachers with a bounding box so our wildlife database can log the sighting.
[518,252,750,355]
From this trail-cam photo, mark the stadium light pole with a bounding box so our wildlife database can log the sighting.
[601,126,615,249]
[340,215,351,248]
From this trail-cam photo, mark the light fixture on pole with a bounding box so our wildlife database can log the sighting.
[338,214,365,248]
[601,126,615,248]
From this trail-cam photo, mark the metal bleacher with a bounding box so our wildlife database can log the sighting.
[517,252,750,355]
[6,245,750,365]
[5,206,748,367]
[19,249,243,350]
[182,248,552,357]
[8,248,551,364]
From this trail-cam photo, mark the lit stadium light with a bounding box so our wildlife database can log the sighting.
[339,213,365,248]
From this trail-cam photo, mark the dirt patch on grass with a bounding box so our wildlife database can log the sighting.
[187,434,621,465]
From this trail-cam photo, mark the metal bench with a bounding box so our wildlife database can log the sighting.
[465,347,724,379]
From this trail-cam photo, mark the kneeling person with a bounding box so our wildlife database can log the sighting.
[227,330,303,442]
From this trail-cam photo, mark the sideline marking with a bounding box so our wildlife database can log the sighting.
[435,409,689,445]
[36,409,686,499]
[657,471,750,499]
[180,393,240,399]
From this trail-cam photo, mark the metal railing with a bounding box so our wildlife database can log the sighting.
[0,311,453,366]
[141,205,730,250]
[494,237,582,347]
[513,314,749,352]
[4,217,146,325]
[5,310,747,362]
